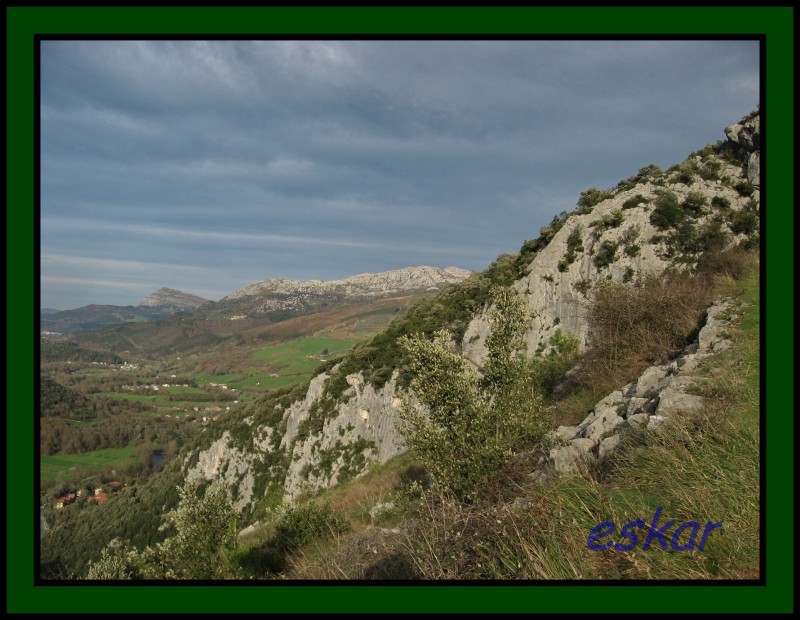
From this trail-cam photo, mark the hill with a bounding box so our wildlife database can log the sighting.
[40,287,209,334]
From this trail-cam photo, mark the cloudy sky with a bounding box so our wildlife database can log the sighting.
[40,39,759,310]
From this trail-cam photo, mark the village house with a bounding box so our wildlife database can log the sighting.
[54,494,76,509]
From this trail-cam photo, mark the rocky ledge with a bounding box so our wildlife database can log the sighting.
[548,296,741,473]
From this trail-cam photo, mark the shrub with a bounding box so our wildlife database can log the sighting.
[734,180,755,197]
[624,244,641,258]
[711,196,731,209]
[728,208,758,236]
[273,500,349,552]
[682,191,708,216]
[622,194,649,210]
[649,191,684,230]
[87,480,239,580]
[559,226,584,271]
[589,209,625,232]
[622,266,635,283]
[530,329,580,396]
[619,225,640,247]
[397,287,551,502]
[694,247,753,281]
[580,272,713,386]
[593,241,618,269]
[577,188,613,213]
[697,159,722,181]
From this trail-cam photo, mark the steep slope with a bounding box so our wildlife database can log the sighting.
[183,111,759,512]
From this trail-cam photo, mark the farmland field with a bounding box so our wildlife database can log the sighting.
[40,444,137,482]
[250,335,356,389]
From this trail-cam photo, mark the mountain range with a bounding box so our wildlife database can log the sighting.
[41,266,472,336]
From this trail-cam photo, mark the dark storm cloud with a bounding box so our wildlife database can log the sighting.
[40,39,759,309]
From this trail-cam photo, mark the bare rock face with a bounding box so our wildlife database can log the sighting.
[138,287,208,311]
[725,111,760,186]
[281,371,407,498]
[185,431,257,511]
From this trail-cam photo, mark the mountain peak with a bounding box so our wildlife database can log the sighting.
[137,288,209,311]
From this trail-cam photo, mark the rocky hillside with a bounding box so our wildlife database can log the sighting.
[137,287,209,312]
[462,112,759,367]
[177,111,759,516]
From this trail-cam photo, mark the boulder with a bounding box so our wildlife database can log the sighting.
[585,412,626,443]
[655,387,705,417]
[627,413,650,429]
[634,365,670,398]
[598,434,622,462]
[555,425,582,442]
[550,438,596,473]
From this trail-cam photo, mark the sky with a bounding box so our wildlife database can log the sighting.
[40,39,759,310]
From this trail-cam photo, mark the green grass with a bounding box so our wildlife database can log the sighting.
[94,392,161,403]
[40,444,138,482]
[248,336,356,389]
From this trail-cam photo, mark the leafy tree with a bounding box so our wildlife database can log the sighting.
[87,479,238,579]
[397,287,551,502]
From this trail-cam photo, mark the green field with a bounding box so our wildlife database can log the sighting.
[249,336,355,388]
[40,444,137,481]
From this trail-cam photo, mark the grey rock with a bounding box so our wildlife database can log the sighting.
[627,413,650,429]
[634,365,670,398]
[598,435,622,462]
[549,440,596,474]
[713,339,733,353]
[655,387,705,417]
[555,425,582,442]
[595,390,626,411]
[585,412,626,443]
[572,438,597,453]
[747,151,760,186]
[627,397,649,416]
[663,375,701,393]
[648,415,667,429]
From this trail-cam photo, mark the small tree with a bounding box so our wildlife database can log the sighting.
[87,480,239,580]
[397,287,551,502]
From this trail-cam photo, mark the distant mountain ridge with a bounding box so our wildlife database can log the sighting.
[225,266,472,301]
[41,267,472,336]
[206,265,472,320]
[41,287,208,334]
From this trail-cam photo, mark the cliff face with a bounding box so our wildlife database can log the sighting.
[184,114,760,514]
[280,370,406,498]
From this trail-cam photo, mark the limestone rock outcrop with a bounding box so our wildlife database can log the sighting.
[547,297,738,473]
